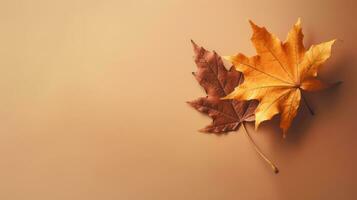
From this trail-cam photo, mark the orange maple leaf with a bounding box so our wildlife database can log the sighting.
[225,19,336,135]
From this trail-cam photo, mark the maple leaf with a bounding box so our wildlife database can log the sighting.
[188,41,279,173]
[187,40,257,133]
[224,18,336,135]
[225,19,335,136]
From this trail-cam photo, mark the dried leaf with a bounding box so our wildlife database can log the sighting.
[224,19,335,135]
[188,40,257,133]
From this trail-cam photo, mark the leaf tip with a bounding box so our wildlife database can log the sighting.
[254,122,259,131]
[190,39,199,49]
[296,17,302,26]
[223,55,233,62]
[248,20,260,30]
[198,127,214,134]
[281,125,290,137]
[197,128,205,133]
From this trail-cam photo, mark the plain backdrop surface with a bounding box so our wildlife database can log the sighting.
[0,0,356,199]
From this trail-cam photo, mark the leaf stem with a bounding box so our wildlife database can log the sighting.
[242,123,279,174]
[301,93,314,115]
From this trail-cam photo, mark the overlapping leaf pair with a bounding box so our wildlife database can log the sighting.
[188,19,336,136]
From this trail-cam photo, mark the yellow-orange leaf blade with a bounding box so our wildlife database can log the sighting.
[225,19,335,135]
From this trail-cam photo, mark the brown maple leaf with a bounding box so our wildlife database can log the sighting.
[187,40,257,133]
[187,40,279,173]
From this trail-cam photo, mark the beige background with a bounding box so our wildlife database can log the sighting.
[0,0,356,199]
